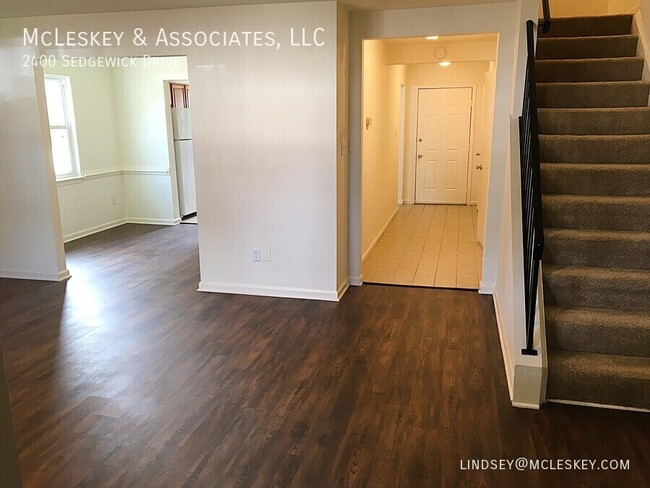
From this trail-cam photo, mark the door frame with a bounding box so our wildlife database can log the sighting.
[408,83,477,205]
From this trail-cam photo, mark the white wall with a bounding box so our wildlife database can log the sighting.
[0,55,67,281]
[44,57,188,241]
[0,2,341,300]
[640,0,650,42]
[545,0,638,17]
[493,0,545,408]
[43,63,126,240]
[337,4,350,296]
[361,40,405,260]
[113,57,188,224]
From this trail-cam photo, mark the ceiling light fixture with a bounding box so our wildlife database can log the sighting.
[425,35,440,40]
[438,61,451,67]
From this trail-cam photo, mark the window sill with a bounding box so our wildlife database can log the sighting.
[56,175,84,185]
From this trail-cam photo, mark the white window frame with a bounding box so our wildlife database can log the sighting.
[44,74,81,181]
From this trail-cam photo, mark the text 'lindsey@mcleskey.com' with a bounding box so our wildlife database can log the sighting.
[460,458,631,471]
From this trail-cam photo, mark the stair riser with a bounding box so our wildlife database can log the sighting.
[541,164,650,196]
[538,109,650,135]
[543,272,650,312]
[540,137,650,163]
[537,83,650,108]
[539,15,634,38]
[546,370,650,409]
[542,197,650,232]
[536,59,644,83]
[544,235,650,269]
[536,36,638,59]
[547,322,650,357]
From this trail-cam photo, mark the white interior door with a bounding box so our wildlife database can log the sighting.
[415,87,472,204]
[477,67,496,245]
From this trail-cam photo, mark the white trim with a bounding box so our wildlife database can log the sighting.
[198,281,340,302]
[63,218,127,243]
[122,168,170,176]
[397,84,406,204]
[337,279,350,299]
[362,205,399,262]
[633,10,650,83]
[84,169,123,179]
[0,268,70,282]
[55,168,170,186]
[547,399,650,414]
[126,217,181,226]
[493,292,514,401]
[403,199,414,205]
[512,401,540,410]
[479,281,495,295]
[350,276,363,286]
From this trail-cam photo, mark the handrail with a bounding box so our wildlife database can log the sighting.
[541,0,552,34]
[518,19,545,356]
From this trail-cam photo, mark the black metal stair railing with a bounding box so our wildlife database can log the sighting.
[518,6,550,356]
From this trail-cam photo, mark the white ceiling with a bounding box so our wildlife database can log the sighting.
[0,0,511,19]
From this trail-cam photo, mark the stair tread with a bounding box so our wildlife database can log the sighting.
[546,305,650,328]
[543,194,650,202]
[545,227,650,240]
[536,56,644,63]
[540,134,650,140]
[542,162,650,167]
[538,107,650,113]
[548,349,650,380]
[538,34,638,42]
[544,264,650,280]
[537,80,650,86]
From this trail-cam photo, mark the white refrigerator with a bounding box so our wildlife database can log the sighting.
[171,108,197,217]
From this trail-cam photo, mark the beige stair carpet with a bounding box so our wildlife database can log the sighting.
[537,14,650,410]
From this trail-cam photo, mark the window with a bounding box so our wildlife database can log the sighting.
[44,75,80,180]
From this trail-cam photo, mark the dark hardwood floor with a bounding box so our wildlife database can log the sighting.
[0,224,648,487]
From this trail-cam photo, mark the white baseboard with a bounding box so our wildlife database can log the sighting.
[350,276,363,286]
[512,401,540,410]
[362,206,399,263]
[126,217,181,226]
[337,279,350,299]
[0,268,70,282]
[547,398,650,414]
[63,216,180,243]
[493,292,514,402]
[479,279,495,295]
[63,218,127,243]
[198,281,340,302]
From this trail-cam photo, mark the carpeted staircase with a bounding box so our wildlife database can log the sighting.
[537,14,650,410]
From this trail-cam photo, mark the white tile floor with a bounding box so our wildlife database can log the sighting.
[362,204,483,290]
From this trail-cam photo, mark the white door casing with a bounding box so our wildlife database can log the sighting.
[477,67,496,245]
[415,87,472,204]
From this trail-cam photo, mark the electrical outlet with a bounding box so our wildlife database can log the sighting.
[252,248,261,262]
[112,196,117,206]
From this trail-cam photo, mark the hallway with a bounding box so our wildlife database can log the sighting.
[363,204,483,289]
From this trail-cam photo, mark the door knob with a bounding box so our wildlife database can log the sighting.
[476,164,483,170]
[418,155,423,159]
[418,138,423,142]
